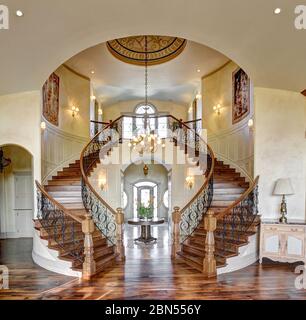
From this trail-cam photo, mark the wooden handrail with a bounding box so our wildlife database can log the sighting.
[35,180,83,224]
[167,115,215,214]
[184,119,202,124]
[81,114,215,220]
[215,176,259,220]
[90,120,110,125]
[80,116,124,216]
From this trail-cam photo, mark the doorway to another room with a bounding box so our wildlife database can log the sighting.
[0,145,34,239]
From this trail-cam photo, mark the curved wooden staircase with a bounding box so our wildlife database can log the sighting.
[177,162,260,271]
[35,157,118,275]
[35,115,259,278]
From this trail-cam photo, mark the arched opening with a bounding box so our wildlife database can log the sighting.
[123,163,169,221]
[0,144,34,239]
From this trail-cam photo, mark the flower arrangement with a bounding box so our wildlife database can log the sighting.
[138,202,154,220]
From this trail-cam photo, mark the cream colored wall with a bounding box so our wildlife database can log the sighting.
[254,87,306,221]
[102,99,188,121]
[53,65,91,138]
[0,146,32,237]
[202,61,254,178]
[42,66,91,180]
[0,91,41,216]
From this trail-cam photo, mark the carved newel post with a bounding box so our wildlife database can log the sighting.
[203,209,217,278]
[116,208,125,261]
[82,213,96,279]
[171,207,181,259]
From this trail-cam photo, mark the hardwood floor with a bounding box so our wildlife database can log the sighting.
[0,225,306,300]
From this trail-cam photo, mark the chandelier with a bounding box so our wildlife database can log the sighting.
[128,36,162,156]
[0,148,11,173]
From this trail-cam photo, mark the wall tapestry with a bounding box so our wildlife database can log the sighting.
[232,68,250,124]
[42,72,60,126]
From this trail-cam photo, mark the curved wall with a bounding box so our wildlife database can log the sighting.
[41,65,91,180]
[202,61,254,179]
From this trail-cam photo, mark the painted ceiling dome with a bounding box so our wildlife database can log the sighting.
[107,35,187,66]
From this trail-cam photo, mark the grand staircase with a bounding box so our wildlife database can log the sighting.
[35,156,119,274]
[35,115,259,278]
[177,160,259,271]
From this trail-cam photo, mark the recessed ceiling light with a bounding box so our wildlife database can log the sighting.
[274,8,281,14]
[91,70,95,74]
[197,69,201,73]
[16,10,24,17]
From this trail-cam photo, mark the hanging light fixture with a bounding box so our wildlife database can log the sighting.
[129,36,161,155]
[0,148,11,173]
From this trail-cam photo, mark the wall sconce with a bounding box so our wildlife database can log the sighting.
[186,176,194,190]
[213,104,222,115]
[196,93,202,100]
[188,106,193,114]
[98,108,103,116]
[90,95,96,101]
[40,121,46,130]
[72,106,79,118]
[100,177,107,191]
[248,118,254,128]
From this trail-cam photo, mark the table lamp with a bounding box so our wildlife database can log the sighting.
[273,178,294,223]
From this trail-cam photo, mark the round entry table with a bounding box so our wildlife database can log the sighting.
[128,218,165,243]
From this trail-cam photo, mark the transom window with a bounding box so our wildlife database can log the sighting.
[122,103,168,139]
[135,104,156,115]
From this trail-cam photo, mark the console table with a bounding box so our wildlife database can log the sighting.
[128,218,164,244]
[260,220,306,264]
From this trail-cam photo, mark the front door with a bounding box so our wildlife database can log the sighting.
[137,186,154,213]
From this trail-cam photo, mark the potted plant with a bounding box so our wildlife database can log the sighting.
[138,202,154,220]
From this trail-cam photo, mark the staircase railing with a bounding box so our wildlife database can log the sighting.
[36,181,84,263]
[80,117,124,248]
[201,176,259,277]
[90,120,110,136]
[82,115,215,251]
[215,176,259,253]
[171,118,215,244]
[35,181,100,279]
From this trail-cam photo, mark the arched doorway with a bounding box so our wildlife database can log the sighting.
[0,145,34,239]
[123,163,170,221]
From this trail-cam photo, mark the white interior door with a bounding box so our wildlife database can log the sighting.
[14,173,33,237]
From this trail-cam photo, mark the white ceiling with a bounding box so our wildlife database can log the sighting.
[0,0,306,96]
[65,41,229,106]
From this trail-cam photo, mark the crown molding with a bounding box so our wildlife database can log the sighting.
[201,60,232,80]
[63,64,90,81]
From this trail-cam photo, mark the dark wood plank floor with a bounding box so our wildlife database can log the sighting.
[0,225,306,300]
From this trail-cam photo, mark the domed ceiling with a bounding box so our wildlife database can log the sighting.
[107,36,187,66]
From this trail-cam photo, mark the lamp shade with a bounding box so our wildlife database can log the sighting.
[273,178,294,195]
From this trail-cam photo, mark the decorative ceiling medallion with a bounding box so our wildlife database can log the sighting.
[107,36,187,66]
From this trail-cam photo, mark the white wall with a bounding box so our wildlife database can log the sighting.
[0,91,41,216]
[254,87,306,221]
[202,61,254,178]
[102,99,188,121]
